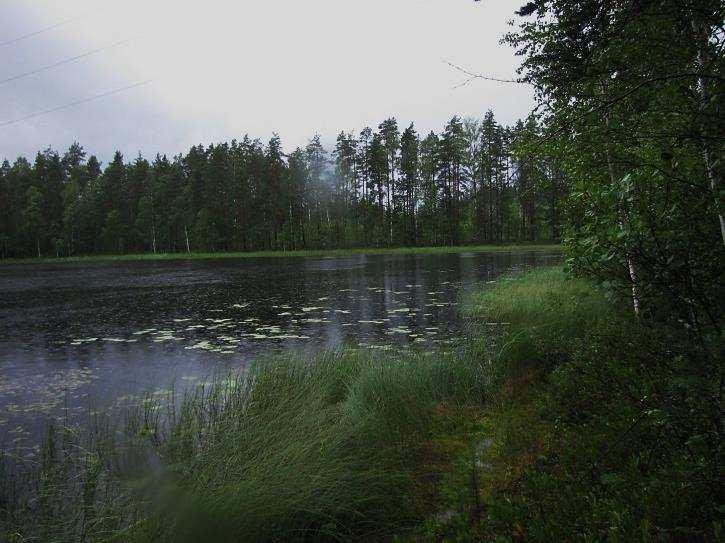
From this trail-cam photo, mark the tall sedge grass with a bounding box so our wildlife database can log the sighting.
[463,267,614,386]
[1,347,488,541]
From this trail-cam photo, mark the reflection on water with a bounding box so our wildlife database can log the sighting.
[0,250,559,445]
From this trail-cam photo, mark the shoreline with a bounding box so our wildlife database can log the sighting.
[0,243,561,265]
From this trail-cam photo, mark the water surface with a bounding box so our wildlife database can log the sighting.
[0,250,559,447]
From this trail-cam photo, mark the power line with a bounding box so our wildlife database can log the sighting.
[0,80,153,128]
[0,12,92,48]
[0,39,133,86]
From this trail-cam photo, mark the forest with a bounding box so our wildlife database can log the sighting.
[0,112,562,258]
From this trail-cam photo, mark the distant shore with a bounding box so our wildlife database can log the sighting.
[0,243,561,265]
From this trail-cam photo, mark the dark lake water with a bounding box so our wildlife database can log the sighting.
[0,250,559,450]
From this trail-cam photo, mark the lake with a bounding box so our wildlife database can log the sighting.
[0,249,559,448]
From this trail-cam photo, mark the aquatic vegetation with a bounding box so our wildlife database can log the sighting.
[0,368,99,421]
[256,325,282,332]
[0,251,566,537]
[153,334,183,342]
[186,341,214,350]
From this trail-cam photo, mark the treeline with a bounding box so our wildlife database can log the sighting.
[0,112,563,258]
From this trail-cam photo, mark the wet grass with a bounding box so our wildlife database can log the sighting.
[0,243,560,265]
[0,347,488,541]
[2,267,718,541]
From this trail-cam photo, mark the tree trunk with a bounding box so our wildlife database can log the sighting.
[692,19,725,245]
[606,116,641,315]
[184,224,190,253]
[550,169,559,241]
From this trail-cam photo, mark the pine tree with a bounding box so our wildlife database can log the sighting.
[23,186,44,257]
[379,118,400,244]
[0,114,565,257]
[438,117,466,245]
[399,123,420,244]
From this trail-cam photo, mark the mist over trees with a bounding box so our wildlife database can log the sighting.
[0,112,563,258]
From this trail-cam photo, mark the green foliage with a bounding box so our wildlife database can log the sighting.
[22,186,43,257]
[505,0,724,330]
[465,268,613,381]
[0,113,563,260]
[2,0,722,537]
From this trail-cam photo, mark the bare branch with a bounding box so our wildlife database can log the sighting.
[443,60,525,87]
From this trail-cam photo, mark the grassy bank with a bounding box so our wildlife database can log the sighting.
[0,243,560,265]
[1,268,719,541]
[441,269,720,540]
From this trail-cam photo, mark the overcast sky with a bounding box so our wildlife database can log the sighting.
[0,0,532,163]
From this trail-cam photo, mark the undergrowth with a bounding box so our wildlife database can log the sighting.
[422,268,722,541]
